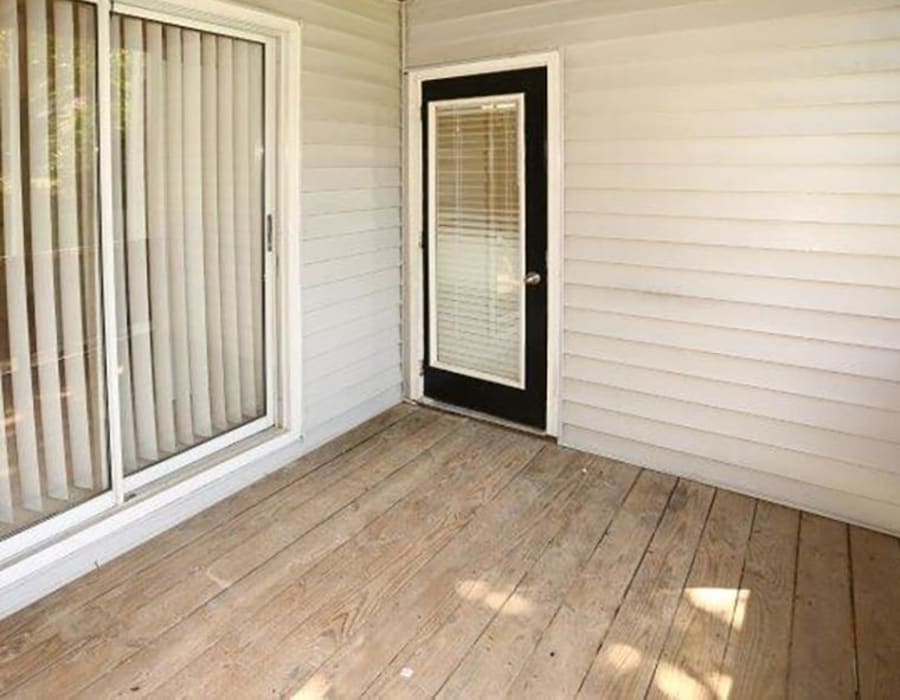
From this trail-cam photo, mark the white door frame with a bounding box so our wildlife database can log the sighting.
[403,51,563,436]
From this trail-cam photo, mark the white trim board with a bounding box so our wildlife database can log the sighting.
[403,51,563,437]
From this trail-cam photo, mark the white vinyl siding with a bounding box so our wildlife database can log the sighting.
[406,0,900,534]
[243,0,403,444]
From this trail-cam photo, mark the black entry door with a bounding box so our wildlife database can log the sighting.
[422,68,548,430]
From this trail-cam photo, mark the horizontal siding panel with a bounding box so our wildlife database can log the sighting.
[305,326,400,381]
[407,0,889,64]
[566,214,900,257]
[563,360,900,451]
[409,0,569,24]
[303,268,399,313]
[304,24,399,64]
[567,135,900,166]
[302,187,400,216]
[306,366,402,427]
[303,145,400,169]
[567,237,900,289]
[304,247,400,288]
[303,46,399,86]
[566,164,900,195]
[410,0,700,44]
[304,73,400,106]
[568,104,900,140]
[302,228,398,262]
[564,379,900,477]
[303,167,399,192]
[566,261,900,319]
[304,122,399,148]
[565,285,900,349]
[286,1,397,45]
[565,308,900,381]
[568,41,900,90]
[304,286,400,335]
[564,6,900,65]
[567,189,900,226]
[566,331,900,411]
[305,208,400,238]
[307,347,400,404]
[562,400,900,504]
[568,73,900,112]
[305,306,401,358]
[304,97,397,126]
[561,425,900,533]
[304,385,404,448]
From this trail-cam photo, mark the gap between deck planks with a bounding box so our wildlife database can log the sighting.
[1,404,898,700]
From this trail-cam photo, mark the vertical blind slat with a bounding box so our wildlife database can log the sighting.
[233,41,256,417]
[249,45,264,413]
[202,35,227,431]
[123,18,158,462]
[165,26,194,447]
[78,2,106,489]
[110,17,138,473]
[217,37,242,424]
[3,1,43,511]
[26,0,68,499]
[182,30,212,438]
[55,0,94,489]
[145,22,177,454]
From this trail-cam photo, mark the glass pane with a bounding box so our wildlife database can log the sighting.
[111,15,266,474]
[1,0,108,538]
[431,96,524,387]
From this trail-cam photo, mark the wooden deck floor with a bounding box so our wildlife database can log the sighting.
[1,404,899,699]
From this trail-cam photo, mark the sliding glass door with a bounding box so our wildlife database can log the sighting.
[0,0,108,539]
[110,13,271,487]
[0,0,278,546]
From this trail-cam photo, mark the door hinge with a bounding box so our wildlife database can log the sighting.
[418,360,425,377]
[266,214,274,253]
[419,231,424,249]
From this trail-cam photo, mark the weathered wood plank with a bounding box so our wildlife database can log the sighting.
[719,501,799,700]
[153,425,545,698]
[432,457,640,700]
[647,489,755,700]
[578,479,715,698]
[851,526,900,699]
[74,420,535,698]
[789,513,855,700]
[506,469,677,699]
[0,404,412,662]
[241,446,605,698]
[0,407,432,693]
[16,412,464,698]
[352,455,638,700]
[3,406,891,700]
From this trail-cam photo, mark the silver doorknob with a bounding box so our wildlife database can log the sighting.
[524,271,542,286]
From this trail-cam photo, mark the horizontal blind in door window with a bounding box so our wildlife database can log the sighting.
[430,96,525,387]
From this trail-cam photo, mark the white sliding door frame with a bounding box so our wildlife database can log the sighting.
[404,51,563,436]
[0,0,302,568]
[116,8,278,492]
